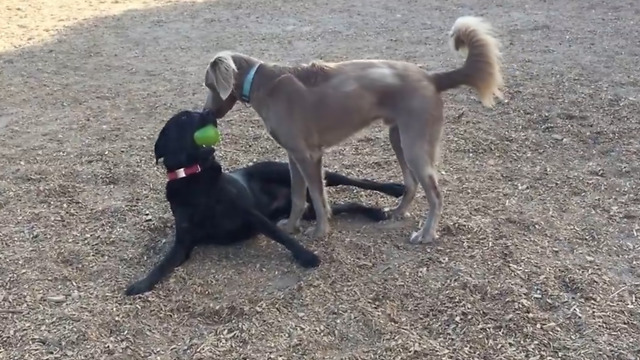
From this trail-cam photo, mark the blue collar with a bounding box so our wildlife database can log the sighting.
[241,64,260,103]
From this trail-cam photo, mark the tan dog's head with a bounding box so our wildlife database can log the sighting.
[203,51,241,117]
[205,51,238,101]
[204,51,264,116]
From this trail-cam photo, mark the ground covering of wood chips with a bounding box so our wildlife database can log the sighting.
[1,0,639,358]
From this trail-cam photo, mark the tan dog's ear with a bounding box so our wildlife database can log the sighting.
[205,53,237,100]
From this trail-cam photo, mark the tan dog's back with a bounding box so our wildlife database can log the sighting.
[282,60,434,148]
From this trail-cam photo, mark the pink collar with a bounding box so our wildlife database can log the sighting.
[167,164,202,181]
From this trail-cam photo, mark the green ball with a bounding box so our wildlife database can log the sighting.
[194,124,221,147]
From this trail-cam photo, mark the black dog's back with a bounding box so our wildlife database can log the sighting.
[229,160,406,224]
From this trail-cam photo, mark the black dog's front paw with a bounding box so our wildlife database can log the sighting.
[125,279,154,296]
[294,250,321,268]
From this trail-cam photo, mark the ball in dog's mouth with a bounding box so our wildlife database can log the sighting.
[194,124,221,147]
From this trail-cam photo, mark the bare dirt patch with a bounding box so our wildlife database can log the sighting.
[1,0,639,359]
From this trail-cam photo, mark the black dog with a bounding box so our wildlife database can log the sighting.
[125,110,405,296]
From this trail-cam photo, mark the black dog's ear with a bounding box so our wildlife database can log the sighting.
[154,144,165,165]
[201,109,218,127]
[154,126,169,165]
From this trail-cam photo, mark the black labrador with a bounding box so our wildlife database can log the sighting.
[125,110,405,296]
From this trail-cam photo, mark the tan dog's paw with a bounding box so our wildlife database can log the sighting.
[277,219,301,234]
[304,225,330,240]
[408,229,436,244]
[384,207,410,220]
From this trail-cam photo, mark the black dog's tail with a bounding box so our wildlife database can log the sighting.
[324,172,405,198]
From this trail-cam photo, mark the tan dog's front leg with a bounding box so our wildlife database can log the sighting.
[278,154,307,234]
[294,153,331,240]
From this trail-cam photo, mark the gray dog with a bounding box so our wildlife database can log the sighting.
[202,16,504,244]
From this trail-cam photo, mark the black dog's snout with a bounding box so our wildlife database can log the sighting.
[201,109,219,127]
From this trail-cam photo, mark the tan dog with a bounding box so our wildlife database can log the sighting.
[202,16,503,243]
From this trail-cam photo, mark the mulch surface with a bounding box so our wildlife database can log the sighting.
[1,0,639,358]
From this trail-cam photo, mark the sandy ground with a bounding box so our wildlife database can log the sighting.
[1,0,639,359]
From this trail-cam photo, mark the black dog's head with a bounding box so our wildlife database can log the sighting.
[154,109,220,172]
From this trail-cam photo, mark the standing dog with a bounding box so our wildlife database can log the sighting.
[125,110,405,296]
[201,16,503,243]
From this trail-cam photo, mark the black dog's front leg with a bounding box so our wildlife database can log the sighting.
[125,235,192,296]
[246,208,321,268]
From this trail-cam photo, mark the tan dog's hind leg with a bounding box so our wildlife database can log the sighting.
[278,154,307,234]
[293,152,331,240]
[399,123,443,244]
[409,168,442,243]
[386,126,418,219]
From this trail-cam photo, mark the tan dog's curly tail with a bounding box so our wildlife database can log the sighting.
[432,16,504,107]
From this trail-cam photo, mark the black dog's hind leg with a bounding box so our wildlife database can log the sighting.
[177,247,193,267]
[324,171,405,198]
[302,202,390,222]
[242,161,405,199]
[125,241,192,296]
[246,208,320,268]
